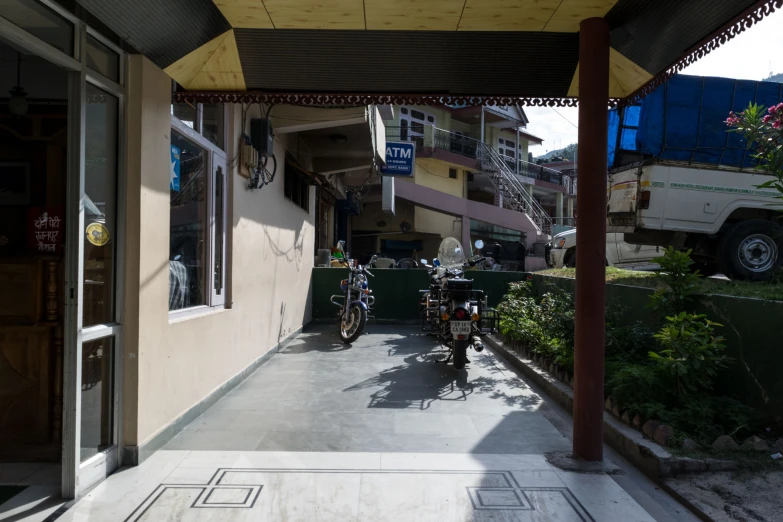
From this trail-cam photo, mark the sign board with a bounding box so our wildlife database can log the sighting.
[170,145,181,191]
[381,176,395,216]
[380,141,415,176]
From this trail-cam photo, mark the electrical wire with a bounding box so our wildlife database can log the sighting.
[550,107,578,129]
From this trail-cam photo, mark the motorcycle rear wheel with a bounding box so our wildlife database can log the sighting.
[339,304,367,344]
[453,340,469,370]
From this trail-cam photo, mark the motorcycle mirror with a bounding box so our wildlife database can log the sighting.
[474,239,485,250]
[433,258,440,267]
[420,258,428,265]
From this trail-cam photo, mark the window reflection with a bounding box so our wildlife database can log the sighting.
[83,85,118,327]
[169,131,207,310]
[86,36,119,82]
[0,0,74,56]
[201,104,224,149]
[81,337,113,462]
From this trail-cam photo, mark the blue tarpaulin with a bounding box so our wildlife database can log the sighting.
[608,74,783,170]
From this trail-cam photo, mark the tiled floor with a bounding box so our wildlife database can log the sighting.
[53,325,697,521]
[164,326,572,455]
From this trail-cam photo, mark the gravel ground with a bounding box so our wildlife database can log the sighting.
[666,470,783,521]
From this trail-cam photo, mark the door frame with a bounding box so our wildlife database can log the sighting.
[0,0,127,499]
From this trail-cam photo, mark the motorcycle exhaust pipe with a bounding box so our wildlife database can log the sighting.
[473,339,484,353]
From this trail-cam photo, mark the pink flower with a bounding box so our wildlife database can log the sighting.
[773,120,782,129]
[763,114,773,123]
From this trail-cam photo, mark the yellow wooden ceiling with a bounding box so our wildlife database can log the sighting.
[213,0,620,32]
[165,30,246,91]
[567,48,653,99]
[170,0,652,96]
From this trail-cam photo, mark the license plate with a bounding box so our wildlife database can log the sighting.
[451,321,472,335]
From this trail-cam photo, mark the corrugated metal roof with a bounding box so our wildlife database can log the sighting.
[235,30,578,97]
[607,0,759,74]
[76,0,230,68]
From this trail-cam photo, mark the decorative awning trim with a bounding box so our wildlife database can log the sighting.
[173,91,589,108]
[173,0,781,110]
[619,0,783,107]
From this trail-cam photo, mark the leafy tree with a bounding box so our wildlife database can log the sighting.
[725,102,783,199]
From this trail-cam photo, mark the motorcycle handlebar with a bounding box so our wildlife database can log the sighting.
[363,268,374,277]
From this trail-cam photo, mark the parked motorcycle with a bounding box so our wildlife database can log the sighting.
[419,237,490,370]
[331,242,376,343]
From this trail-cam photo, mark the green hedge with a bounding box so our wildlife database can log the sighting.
[529,275,783,414]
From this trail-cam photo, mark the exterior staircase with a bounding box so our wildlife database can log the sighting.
[475,141,553,236]
[385,125,565,242]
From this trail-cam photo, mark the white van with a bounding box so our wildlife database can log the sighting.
[548,228,660,270]
[607,162,783,280]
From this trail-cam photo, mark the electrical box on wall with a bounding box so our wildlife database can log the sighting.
[250,118,274,156]
[238,134,258,179]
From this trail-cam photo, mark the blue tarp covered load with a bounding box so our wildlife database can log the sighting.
[608,75,783,170]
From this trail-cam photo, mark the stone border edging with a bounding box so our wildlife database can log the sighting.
[483,334,734,480]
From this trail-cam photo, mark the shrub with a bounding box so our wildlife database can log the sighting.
[497,282,575,371]
[650,247,703,314]
[606,363,664,409]
[605,304,657,362]
[649,312,731,397]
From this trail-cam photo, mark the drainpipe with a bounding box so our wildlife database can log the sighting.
[461,216,471,254]
[479,107,484,144]
[516,126,520,176]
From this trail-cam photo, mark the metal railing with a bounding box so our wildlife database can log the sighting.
[552,217,576,227]
[434,128,480,159]
[476,143,553,234]
[384,125,562,234]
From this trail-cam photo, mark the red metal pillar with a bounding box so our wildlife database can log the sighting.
[573,17,610,461]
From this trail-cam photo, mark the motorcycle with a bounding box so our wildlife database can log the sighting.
[419,237,490,370]
[330,242,376,343]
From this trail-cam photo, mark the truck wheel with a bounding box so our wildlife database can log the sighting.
[564,250,576,268]
[691,261,719,277]
[718,220,782,281]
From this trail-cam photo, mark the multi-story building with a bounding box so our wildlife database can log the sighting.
[345,104,577,264]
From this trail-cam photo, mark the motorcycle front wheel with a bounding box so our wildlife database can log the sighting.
[453,339,469,370]
[339,304,367,344]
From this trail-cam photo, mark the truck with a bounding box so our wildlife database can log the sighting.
[606,75,783,280]
[548,228,660,270]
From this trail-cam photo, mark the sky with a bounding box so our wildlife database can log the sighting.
[524,8,783,157]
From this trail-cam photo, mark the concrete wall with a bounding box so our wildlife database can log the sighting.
[123,56,315,450]
[311,268,529,322]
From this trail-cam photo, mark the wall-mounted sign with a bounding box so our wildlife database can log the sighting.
[380,141,415,177]
[170,144,181,191]
[86,222,110,246]
[28,207,63,254]
[381,176,395,216]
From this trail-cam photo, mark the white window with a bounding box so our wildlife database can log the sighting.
[400,106,435,147]
[169,113,228,314]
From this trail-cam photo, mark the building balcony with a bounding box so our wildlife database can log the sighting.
[385,125,576,195]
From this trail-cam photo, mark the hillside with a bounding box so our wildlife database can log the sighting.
[535,143,577,161]
[765,72,783,83]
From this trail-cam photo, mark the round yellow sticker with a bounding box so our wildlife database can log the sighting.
[85,222,110,246]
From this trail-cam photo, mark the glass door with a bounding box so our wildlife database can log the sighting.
[0,1,125,500]
[77,81,121,475]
